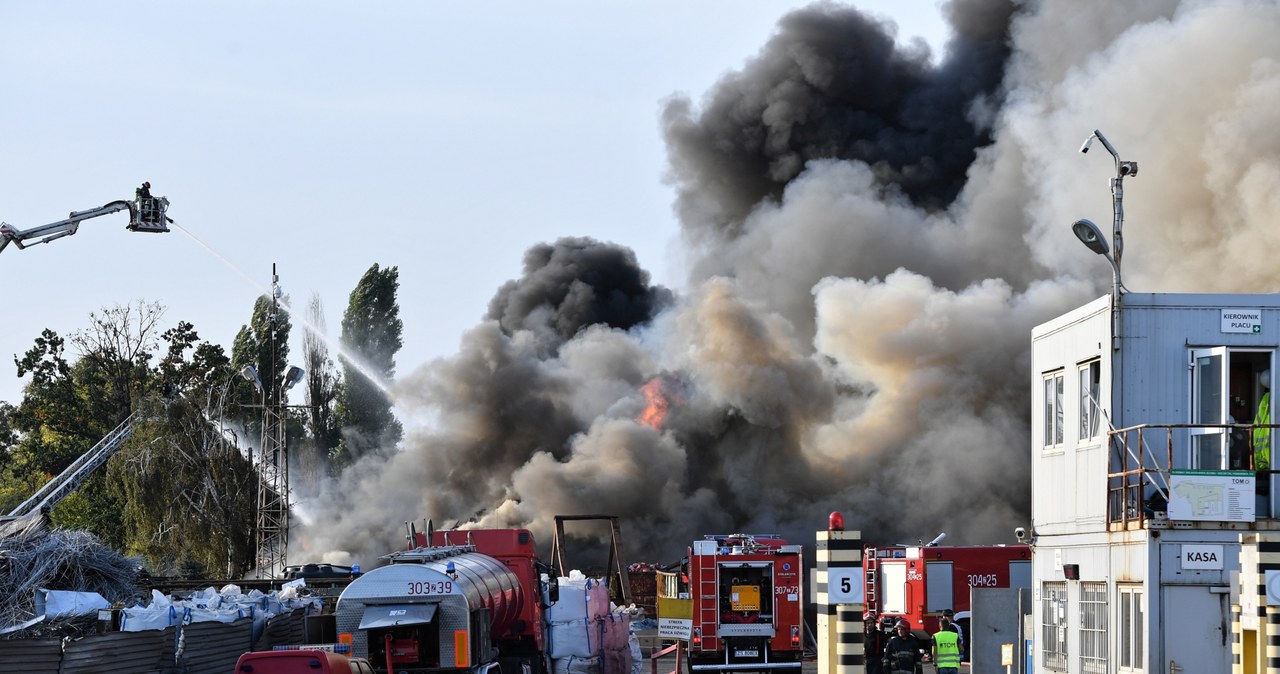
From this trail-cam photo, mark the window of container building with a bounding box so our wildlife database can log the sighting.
[1044,371,1065,448]
[1079,360,1101,441]
[1042,582,1067,671]
[1079,582,1108,674]
[1118,585,1143,672]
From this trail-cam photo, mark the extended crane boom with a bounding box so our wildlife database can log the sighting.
[0,189,171,254]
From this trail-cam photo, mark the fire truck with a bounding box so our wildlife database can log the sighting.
[863,542,1031,658]
[685,534,804,674]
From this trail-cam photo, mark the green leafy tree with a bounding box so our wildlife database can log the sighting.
[0,401,17,453]
[109,397,259,576]
[12,329,97,450]
[0,400,40,514]
[71,301,163,424]
[4,303,253,559]
[8,329,111,527]
[334,264,403,467]
[5,303,166,548]
[229,293,295,443]
[300,293,340,482]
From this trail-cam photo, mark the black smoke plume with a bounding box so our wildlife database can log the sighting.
[298,0,1280,565]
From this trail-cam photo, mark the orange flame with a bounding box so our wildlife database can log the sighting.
[638,378,669,429]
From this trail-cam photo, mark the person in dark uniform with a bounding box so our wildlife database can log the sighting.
[864,610,885,674]
[882,619,922,674]
[135,181,157,222]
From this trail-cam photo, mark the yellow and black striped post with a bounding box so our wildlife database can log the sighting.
[1239,533,1280,674]
[816,521,863,674]
[1268,605,1280,674]
[1232,602,1242,674]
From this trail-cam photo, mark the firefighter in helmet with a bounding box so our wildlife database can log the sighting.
[882,619,922,674]
[135,181,157,223]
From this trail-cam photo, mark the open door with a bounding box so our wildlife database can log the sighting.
[1190,347,1228,469]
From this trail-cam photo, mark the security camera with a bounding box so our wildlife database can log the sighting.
[1015,527,1027,542]
[1079,134,1096,154]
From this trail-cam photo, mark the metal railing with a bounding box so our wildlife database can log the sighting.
[1107,422,1280,526]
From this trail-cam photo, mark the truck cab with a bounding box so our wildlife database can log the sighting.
[234,649,375,674]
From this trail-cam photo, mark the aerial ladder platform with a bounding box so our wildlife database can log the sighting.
[1,184,172,254]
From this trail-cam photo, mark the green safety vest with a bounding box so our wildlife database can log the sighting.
[1256,391,1271,471]
[933,630,961,669]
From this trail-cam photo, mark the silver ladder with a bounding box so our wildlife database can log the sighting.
[4,414,135,519]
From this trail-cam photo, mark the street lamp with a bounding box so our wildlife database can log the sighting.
[1073,129,1137,350]
[1072,218,1121,284]
[240,364,263,392]
[282,365,305,391]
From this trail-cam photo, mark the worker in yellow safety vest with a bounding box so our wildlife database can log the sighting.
[932,617,962,674]
[1256,369,1272,472]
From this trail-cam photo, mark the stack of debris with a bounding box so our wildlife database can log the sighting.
[0,515,142,639]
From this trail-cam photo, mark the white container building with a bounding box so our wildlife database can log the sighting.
[1031,291,1280,673]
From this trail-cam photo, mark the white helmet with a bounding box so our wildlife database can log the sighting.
[1264,370,1272,390]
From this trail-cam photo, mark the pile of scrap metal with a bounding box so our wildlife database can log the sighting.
[0,514,143,639]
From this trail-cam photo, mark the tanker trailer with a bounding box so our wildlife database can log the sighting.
[335,528,555,674]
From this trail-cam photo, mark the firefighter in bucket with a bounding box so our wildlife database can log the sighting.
[135,181,160,224]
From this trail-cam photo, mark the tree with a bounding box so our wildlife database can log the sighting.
[0,400,40,514]
[230,293,295,437]
[12,329,94,449]
[4,303,248,556]
[236,293,293,404]
[71,301,164,425]
[300,293,340,482]
[109,396,259,576]
[334,264,403,466]
[0,401,16,459]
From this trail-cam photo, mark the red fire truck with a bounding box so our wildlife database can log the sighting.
[864,543,1031,658]
[685,534,804,674]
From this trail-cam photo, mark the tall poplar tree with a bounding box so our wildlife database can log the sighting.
[230,293,293,410]
[334,264,403,466]
[300,293,340,481]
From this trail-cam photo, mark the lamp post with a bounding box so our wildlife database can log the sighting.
[1073,130,1139,497]
[1074,129,1137,351]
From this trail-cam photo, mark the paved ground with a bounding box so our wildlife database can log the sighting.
[639,641,970,674]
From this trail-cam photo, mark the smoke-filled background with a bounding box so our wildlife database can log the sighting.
[295,0,1280,564]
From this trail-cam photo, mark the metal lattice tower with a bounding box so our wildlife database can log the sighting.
[255,264,290,579]
[255,396,289,579]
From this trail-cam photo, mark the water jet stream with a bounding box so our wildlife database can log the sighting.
[170,221,397,403]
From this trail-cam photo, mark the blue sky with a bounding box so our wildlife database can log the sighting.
[0,2,947,406]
